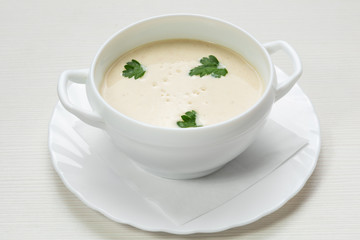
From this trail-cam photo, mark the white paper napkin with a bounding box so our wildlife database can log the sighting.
[75,119,307,225]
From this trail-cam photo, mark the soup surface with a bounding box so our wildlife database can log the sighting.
[100,39,264,128]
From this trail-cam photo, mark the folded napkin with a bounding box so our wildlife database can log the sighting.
[75,119,307,225]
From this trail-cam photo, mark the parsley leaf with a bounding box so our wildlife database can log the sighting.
[189,55,228,78]
[177,110,202,128]
[122,59,146,79]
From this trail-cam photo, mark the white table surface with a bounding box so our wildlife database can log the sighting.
[1,0,360,239]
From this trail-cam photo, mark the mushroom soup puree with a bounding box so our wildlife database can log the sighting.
[100,39,265,128]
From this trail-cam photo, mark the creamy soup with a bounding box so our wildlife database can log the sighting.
[100,39,265,128]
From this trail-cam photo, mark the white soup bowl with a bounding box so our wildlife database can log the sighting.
[58,14,302,179]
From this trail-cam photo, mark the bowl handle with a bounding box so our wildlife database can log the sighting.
[264,41,302,101]
[58,69,105,128]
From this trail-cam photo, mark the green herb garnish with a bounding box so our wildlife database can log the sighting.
[177,110,202,128]
[189,55,228,78]
[122,59,146,79]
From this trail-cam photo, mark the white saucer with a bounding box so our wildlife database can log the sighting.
[49,76,320,234]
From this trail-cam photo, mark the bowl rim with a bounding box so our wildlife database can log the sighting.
[89,13,275,132]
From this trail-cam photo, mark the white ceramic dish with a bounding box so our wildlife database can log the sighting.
[49,68,320,234]
[58,14,302,179]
